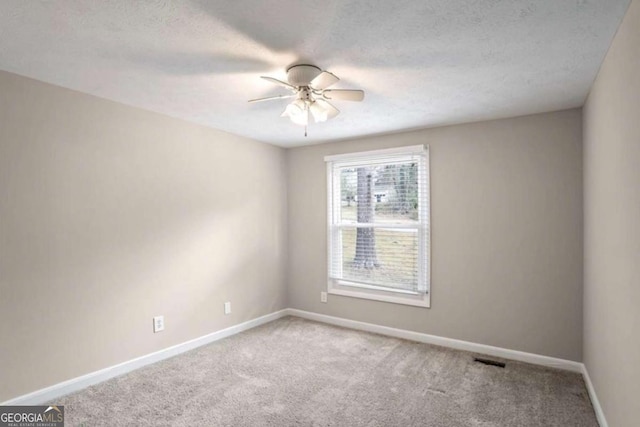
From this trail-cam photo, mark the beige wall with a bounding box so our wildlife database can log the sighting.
[288,110,583,361]
[583,1,640,425]
[0,71,288,402]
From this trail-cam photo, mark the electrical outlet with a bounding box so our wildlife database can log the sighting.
[224,301,231,315]
[320,292,328,303]
[153,315,164,333]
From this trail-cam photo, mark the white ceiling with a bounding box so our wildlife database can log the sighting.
[0,1,631,147]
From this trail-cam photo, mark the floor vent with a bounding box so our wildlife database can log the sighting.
[474,357,506,368]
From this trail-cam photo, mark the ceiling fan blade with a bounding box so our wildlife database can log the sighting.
[322,89,365,102]
[310,71,339,90]
[248,94,297,103]
[323,100,340,120]
[260,76,297,91]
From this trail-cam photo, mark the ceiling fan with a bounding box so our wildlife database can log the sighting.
[249,64,364,135]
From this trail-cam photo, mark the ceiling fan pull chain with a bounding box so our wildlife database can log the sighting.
[304,125,308,137]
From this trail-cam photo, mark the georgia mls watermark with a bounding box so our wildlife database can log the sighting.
[0,406,64,427]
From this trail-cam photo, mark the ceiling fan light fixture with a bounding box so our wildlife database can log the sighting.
[282,99,308,126]
[309,101,328,123]
[289,108,309,126]
[314,98,340,121]
[282,100,298,116]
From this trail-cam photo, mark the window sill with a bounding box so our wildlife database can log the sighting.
[328,280,431,308]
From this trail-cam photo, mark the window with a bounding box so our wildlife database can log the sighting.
[325,145,430,307]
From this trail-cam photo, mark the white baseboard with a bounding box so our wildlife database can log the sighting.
[581,364,608,427]
[285,308,583,373]
[1,309,288,406]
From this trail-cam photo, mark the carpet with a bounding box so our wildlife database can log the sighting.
[54,316,597,426]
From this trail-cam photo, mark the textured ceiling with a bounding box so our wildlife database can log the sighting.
[0,1,631,147]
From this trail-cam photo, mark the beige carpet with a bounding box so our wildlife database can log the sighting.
[54,316,597,426]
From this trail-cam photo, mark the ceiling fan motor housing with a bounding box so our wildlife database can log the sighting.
[287,64,321,87]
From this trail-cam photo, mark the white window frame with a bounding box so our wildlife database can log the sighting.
[325,145,431,308]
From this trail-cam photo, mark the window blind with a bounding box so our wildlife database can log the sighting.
[326,146,430,294]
